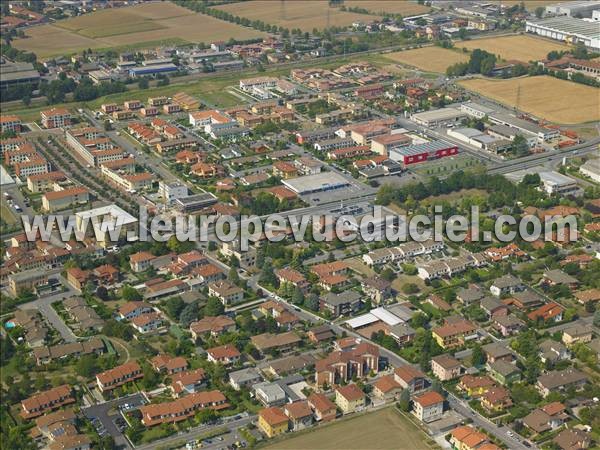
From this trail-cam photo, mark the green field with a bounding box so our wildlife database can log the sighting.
[262,407,437,450]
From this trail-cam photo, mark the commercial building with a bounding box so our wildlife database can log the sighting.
[0,61,40,90]
[281,172,351,195]
[411,108,466,127]
[371,133,411,156]
[580,159,600,182]
[545,1,600,18]
[75,204,138,247]
[539,171,582,196]
[128,63,178,77]
[526,16,600,51]
[390,140,459,166]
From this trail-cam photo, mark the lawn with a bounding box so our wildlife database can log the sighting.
[263,407,437,449]
[459,35,570,63]
[1,201,18,225]
[384,46,470,73]
[459,75,600,124]
[215,0,379,31]
[12,2,266,58]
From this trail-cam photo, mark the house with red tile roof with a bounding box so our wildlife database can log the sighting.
[170,368,207,397]
[20,385,74,419]
[96,361,143,392]
[307,393,336,422]
[140,390,228,426]
[413,391,444,423]
[206,344,241,365]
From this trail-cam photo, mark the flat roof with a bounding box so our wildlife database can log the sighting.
[391,140,456,157]
[412,108,465,122]
[527,17,600,39]
[282,172,351,194]
[76,204,137,225]
[345,313,378,329]
[175,192,217,205]
[539,171,576,186]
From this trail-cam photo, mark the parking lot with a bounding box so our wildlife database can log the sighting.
[82,392,147,448]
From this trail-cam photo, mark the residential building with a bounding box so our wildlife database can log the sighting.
[284,401,313,431]
[394,366,427,393]
[20,385,75,419]
[432,318,477,349]
[481,386,513,412]
[258,406,288,438]
[190,316,236,339]
[431,354,462,381]
[413,391,444,423]
[320,291,362,318]
[251,332,302,355]
[117,302,153,320]
[42,187,89,212]
[335,384,366,414]
[41,108,71,128]
[140,390,228,426]
[206,344,241,366]
[150,354,188,375]
[229,368,262,391]
[96,361,143,392]
[315,342,379,387]
[171,369,207,396]
[562,325,593,346]
[490,274,524,297]
[308,393,336,422]
[208,281,244,306]
[536,369,588,398]
[487,360,521,385]
[458,375,495,397]
[372,374,402,401]
[553,429,591,450]
[523,402,569,434]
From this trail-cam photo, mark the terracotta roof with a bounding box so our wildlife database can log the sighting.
[414,391,444,407]
[373,374,401,393]
[308,392,336,413]
[207,344,240,360]
[336,383,364,402]
[394,365,425,384]
[259,406,288,426]
[284,400,312,419]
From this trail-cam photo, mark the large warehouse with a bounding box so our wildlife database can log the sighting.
[390,140,459,165]
[525,17,600,51]
[411,108,466,127]
[281,172,351,195]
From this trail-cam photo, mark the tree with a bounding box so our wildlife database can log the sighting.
[104,120,112,131]
[76,354,98,378]
[380,268,396,282]
[304,293,319,311]
[259,260,277,286]
[431,379,444,396]
[96,286,109,301]
[292,286,305,305]
[228,267,240,286]
[511,134,529,157]
[121,285,142,301]
[204,297,224,317]
[535,6,545,18]
[138,78,149,89]
[179,302,199,327]
[471,344,486,367]
[594,310,600,327]
[402,283,419,295]
[398,388,410,411]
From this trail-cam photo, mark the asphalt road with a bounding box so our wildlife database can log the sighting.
[134,414,255,450]
[447,393,536,450]
[18,277,78,343]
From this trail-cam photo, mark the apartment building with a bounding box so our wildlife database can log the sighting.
[21,385,74,419]
[96,361,143,392]
[41,108,71,129]
[42,187,89,212]
[140,390,228,426]
[0,115,22,133]
[26,171,67,193]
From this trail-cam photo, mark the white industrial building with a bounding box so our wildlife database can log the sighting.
[411,107,466,127]
[525,17,600,51]
[579,159,600,182]
[539,171,582,197]
[545,1,600,18]
[281,172,351,195]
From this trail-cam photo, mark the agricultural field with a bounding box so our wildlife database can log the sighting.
[459,35,570,63]
[12,2,266,58]
[344,0,431,16]
[459,76,600,124]
[499,0,557,11]
[384,46,470,73]
[264,407,436,450]
[215,0,379,31]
